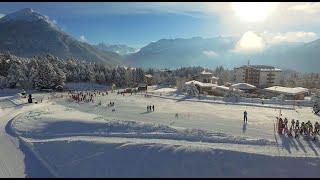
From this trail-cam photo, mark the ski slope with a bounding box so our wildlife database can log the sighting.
[1,86,320,177]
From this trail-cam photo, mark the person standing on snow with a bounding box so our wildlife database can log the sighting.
[243,111,248,123]
[290,119,295,129]
[295,120,300,130]
[283,118,288,128]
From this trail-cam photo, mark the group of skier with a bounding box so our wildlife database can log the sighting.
[147,105,155,112]
[69,90,110,103]
[278,117,319,139]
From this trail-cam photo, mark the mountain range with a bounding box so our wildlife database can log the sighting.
[0,8,319,72]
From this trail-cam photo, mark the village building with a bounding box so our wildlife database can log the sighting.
[263,86,309,100]
[184,71,219,95]
[235,65,282,88]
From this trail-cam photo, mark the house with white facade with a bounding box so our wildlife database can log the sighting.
[184,71,219,94]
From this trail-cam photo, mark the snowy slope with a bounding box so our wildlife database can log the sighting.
[1,86,320,177]
[0,95,53,177]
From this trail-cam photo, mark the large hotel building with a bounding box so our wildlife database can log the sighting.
[234,65,282,88]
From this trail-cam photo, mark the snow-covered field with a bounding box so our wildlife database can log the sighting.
[1,85,320,177]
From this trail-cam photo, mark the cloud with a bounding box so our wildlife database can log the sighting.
[234,31,266,53]
[261,31,317,44]
[0,14,5,18]
[288,2,320,14]
[79,35,87,42]
[203,50,218,57]
[232,30,317,54]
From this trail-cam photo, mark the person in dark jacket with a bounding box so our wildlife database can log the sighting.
[244,111,248,123]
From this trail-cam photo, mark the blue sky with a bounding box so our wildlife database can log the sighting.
[0,2,320,50]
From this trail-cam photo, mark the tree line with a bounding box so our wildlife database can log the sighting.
[0,52,318,90]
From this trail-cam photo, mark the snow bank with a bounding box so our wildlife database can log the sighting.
[12,111,274,146]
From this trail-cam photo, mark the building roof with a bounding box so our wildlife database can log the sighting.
[231,83,256,90]
[264,86,309,95]
[215,85,244,92]
[236,65,282,72]
[216,85,230,91]
[200,71,213,75]
[211,76,219,80]
[145,74,153,78]
[185,80,215,88]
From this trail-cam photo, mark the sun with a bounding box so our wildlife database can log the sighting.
[231,2,278,23]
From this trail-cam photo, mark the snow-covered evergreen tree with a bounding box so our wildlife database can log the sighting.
[186,82,199,96]
[34,59,57,89]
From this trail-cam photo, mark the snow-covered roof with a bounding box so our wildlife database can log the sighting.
[200,71,212,75]
[216,86,230,91]
[211,76,219,80]
[145,74,153,78]
[215,85,244,92]
[235,65,282,72]
[231,83,256,90]
[185,80,214,87]
[264,86,309,95]
[260,68,282,72]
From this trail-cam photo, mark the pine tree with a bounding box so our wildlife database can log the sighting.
[34,59,57,89]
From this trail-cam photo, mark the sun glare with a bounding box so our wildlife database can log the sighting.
[231,2,278,23]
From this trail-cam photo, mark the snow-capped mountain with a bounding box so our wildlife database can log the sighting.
[0,8,123,65]
[95,43,139,56]
[0,8,49,23]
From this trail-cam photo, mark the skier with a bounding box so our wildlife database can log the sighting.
[294,126,300,138]
[283,118,288,128]
[308,122,313,135]
[290,119,295,129]
[278,117,284,134]
[295,120,300,130]
[300,122,305,135]
[304,121,309,135]
[175,113,179,119]
[243,111,248,123]
[152,105,154,111]
[314,122,319,135]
